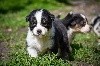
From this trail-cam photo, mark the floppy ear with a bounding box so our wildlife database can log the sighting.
[43,9,55,21]
[67,11,73,17]
[50,14,55,21]
[64,11,73,20]
[69,11,73,15]
[25,9,38,22]
[26,15,29,22]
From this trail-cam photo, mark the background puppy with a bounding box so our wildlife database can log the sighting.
[60,12,91,42]
[91,15,100,37]
[26,9,71,60]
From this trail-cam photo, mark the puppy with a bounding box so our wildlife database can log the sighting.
[61,12,91,42]
[91,15,100,37]
[26,9,55,57]
[26,9,71,59]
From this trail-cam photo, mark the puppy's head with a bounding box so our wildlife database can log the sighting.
[26,9,54,36]
[66,12,91,33]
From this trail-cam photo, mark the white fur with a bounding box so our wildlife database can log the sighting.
[67,23,90,42]
[67,27,73,42]
[80,14,86,19]
[80,23,90,33]
[69,11,73,15]
[32,10,47,36]
[93,22,100,36]
[26,10,55,57]
[26,27,54,57]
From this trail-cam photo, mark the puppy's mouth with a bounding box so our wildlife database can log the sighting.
[32,33,45,38]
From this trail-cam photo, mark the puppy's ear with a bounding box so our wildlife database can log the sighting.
[64,11,73,19]
[67,11,73,17]
[26,15,29,22]
[69,11,73,15]
[43,9,55,21]
[50,14,55,21]
[25,9,38,22]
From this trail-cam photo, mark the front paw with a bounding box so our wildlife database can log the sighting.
[27,47,38,58]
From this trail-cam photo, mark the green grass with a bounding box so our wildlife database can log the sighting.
[0,0,100,66]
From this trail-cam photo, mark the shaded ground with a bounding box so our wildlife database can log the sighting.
[0,41,9,61]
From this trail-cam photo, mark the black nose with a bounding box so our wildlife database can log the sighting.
[37,29,42,34]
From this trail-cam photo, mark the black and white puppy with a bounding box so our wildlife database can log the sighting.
[91,15,100,37]
[58,12,91,43]
[26,9,70,59]
[26,9,55,57]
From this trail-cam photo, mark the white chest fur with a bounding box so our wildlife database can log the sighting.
[26,28,54,57]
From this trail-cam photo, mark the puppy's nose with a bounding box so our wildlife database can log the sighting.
[37,29,42,34]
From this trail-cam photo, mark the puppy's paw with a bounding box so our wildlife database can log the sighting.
[27,47,38,58]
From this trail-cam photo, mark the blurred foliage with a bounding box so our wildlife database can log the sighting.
[56,0,72,5]
[0,0,99,14]
[0,0,71,14]
[0,0,32,14]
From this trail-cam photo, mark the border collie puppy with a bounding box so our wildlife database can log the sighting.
[26,9,70,59]
[58,12,91,43]
[91,15,100,37]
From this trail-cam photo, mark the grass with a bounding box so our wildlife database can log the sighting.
[0,0,100,66]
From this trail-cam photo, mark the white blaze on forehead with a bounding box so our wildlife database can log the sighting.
[32,9,48,36]
[80,14,86,19]
[35,10,43,23]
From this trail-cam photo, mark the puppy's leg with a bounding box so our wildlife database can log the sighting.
[58,41,70,60]
[27,46,38,58]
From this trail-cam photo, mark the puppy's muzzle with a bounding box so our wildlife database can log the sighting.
[37,29,42,35]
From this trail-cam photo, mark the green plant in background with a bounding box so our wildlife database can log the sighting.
[0,0,29,13]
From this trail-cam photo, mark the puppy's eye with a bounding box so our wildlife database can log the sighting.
[33,19,37,23]
[80,21,86,26]
[31,21,37,26]
[32,17,37,23]
[42,22,47,26]
[71,22,76,26]
[32,19,37,26]
[42,18,47,26]
[33,23,37,26]
[42,18,47,22]
[83,22,86,24]
[81,21,84,24]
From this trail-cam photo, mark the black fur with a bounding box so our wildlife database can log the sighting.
[92,16,100,27]
[92,15,100,36]
[51,18,71,60]
[62,13,88,29]
[26,9,71,60]
[26,9,54,31]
